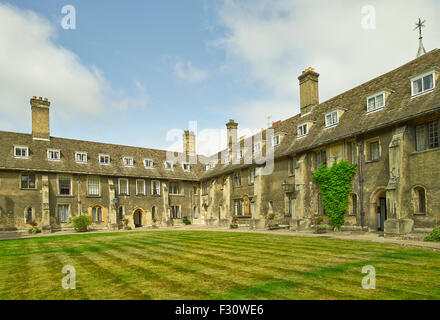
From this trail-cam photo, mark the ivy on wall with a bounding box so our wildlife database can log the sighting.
[313,160,357,229]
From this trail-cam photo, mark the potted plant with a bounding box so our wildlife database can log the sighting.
[313,216,328,234]
[267,213,279,230]
[230,217,238,229]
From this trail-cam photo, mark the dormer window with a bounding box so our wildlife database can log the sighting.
[75,152,87,164]
[209,160,216,169]
[237,150,243,160]
[165,161,173,170]
[272,135,280,146]
[99,154,110,165]
[14,146,29,159]
[254,142,261,154]
[325,111,339,127]
[411,71,436,97]
[144,159,154,168]
[367,92,385,113]
[123,157,134,167]
[205,164,210,171]
[47,149,60,161]
[182,163,191,172]
[297,123,308,138]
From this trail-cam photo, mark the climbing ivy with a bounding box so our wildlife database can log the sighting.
[312,160,357,229]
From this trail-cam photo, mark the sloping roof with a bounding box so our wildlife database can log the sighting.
[1,49,439,182]
[201,49,440,179]
[0,132,205,181]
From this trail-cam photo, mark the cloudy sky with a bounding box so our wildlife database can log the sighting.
[1,0,440,155]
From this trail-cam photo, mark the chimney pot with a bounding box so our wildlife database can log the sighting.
[298,67,319,115]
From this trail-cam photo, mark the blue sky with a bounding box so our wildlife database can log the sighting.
[1,0,440,155]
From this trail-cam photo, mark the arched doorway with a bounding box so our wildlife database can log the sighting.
[370,188,387,231]
[134,209,143,228]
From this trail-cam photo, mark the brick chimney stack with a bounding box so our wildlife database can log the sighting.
[183,130,196,156]
[31,96,51,140]
[226,119,238,149]
[298,67,319,115]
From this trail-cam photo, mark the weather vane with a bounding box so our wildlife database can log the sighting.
[414,18,427,58]
[414,18,426,40]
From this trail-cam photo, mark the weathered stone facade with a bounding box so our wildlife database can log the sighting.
[1,51,439,235]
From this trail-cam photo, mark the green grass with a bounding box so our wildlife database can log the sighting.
[0,230,439,300]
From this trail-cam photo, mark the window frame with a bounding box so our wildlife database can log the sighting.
[118,178,129,196]
[169,182,182,195]
[254,142,261,154]
[164,161,174,170]
[14,146,29,159]
[21,172,36,190]
[182,163,191,172]
[57,175,72,196]
[151,180,161,196]
[297,123,308,138]
[136,179,146,196]
[144,159,154,168]
[325,111,339,127]
[92,206,103,223]
[411,71,436,97]
[47,149,61,161]
[249,168,255,185]
[87,176,100,196]
[272,135,281,147]
[170,205,181,219]
[366,92,386,113]
[57,204,70,223]
[123,157,134,167]
[99,154,110,165]
[75,152,88,164]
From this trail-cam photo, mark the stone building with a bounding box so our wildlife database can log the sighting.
[0,49,439,236]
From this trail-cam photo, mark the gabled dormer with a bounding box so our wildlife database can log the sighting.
[366,90,392,113]
[410,68,439,97]
[297,121,314,138]
[325,109,345,128]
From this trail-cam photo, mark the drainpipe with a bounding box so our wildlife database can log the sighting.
[358,139,365,230]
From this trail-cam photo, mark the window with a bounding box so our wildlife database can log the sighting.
[26,207,33,224]
[272,135,280,146]
[348,142,357,164]
[290,158,296,176]
[58,205,69,223]
[58,175,72,195]
[136,179,145,195]
[75,152,87,164]
[123,157,134,167]
[249,168,255,185]
[193,206,198,219]
[144,159,154,168]
[205,164,210,171]
[254,142,261,154]
[234,199,243,216]
[14,146,29,159]
[165,161,173,170]
[415,187,426,214]
[182,163,191,172]
[151,180,161,196]
[412,72,435,96]
[92,206,102,223]
[201,181,208,195]
[288,195,294,216]
[152,206,157,220]
[170,206,180,219]
[118,207,124,221]
[209,161,216,169]
[237,150,243,160]
[351,194,358,216]
[99,154,110,165]
[21,173,36,189]
[169,182,181,195]
[118,178,129,195]
[47,149,60,161]
[316,150,327,168]
[369,141,380,161]
[367,92,385,113]
[233,171,242,187]
[87,176,100,196]
[325,111,339,127]
[415,120,439,151]
[297,124,308,137]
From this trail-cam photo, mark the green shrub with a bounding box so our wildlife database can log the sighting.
[72,215,93,232]
[268,213,276,220]
[182,216,191,225]
[425,227,440,242]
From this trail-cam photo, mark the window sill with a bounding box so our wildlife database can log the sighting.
[411,89,434,99]
[413,212,426,216]
[86,195,101,198]
[411,147,440,156]
[135,194,146,197]
[365,159,380,164]
[169,194,185,197]
[366,107,385,115]
[21,188,38,191]
[57,195,74,198]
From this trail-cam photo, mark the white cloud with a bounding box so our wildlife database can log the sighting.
[0,3,148,131]
[216,0,440,125]
[174,59,210,83]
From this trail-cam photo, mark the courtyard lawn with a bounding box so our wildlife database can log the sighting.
[0,230,439,300]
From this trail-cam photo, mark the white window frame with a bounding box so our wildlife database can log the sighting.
[297,123,308,138]
[272,135,280,146]
[205,164,210,171]
[99,154,110,165]
[182,163,191,172]
[411,71,436,97]
[325,111,339,128]
[366,92,386,113]
[57,204,70,223]
[165,161,173,170]
[136,179,146,196]
[14,146,29,159]
[144,159,154,168]
[75,152,88,164]
[254,142,261,154]
[123,157,134,167]
[57,175,72,196]
[118,178,129,195]
[87,176,100,196]
[151,180,161,196]
[209,160,216,169]
[47,149,61,161]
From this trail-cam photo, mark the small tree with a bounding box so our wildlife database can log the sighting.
[313,160,357,230]
[72,215,93,232]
